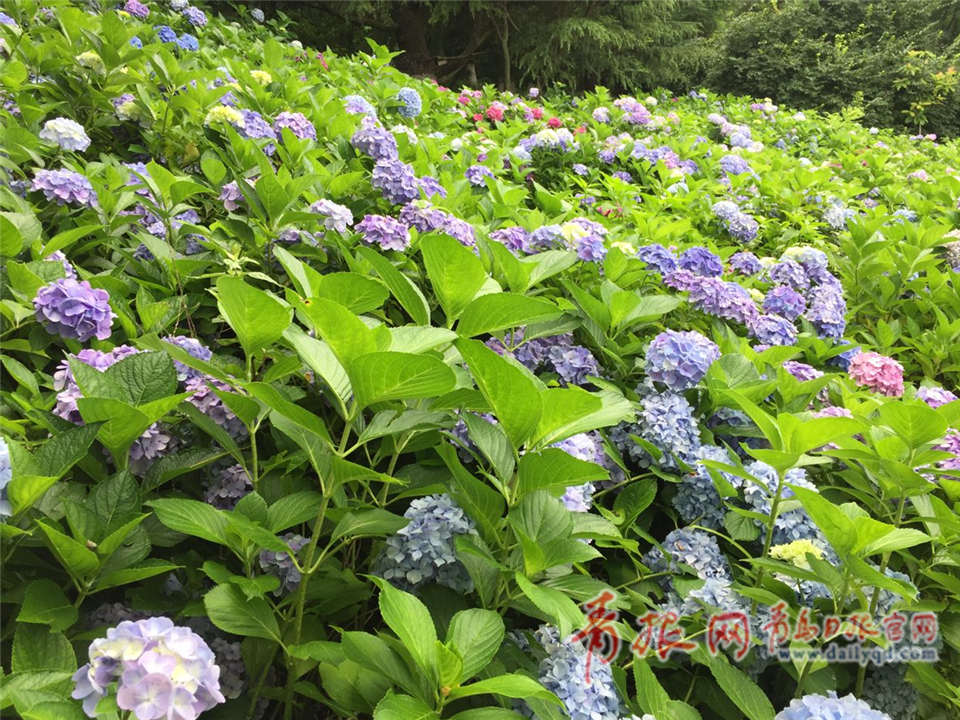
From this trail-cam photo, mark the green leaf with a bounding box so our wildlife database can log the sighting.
[514,573,582,638]
[147,498,228,545]
[204,584,282,642]
[298,297,381,367]
[446,673,561,704]
[341,632,426,700]
[247,381,332,446]
[370,577,439,685]
[315,272,390,314]
[357,246,430,325]
[531,387,632,447]
[446,609,505,683]
[449,710,529,720]
[16,580,78,632]
[373,693,440,720]
[463,412,515,483]
[330,509,409,544]
[350,352,456,409]
[877,402,949,449]
[1,355,39,396]
[789,486,856,555]
[282,326,352,412]
[215,276,291,356]
[267,492,327,533]
[33,424,101,480]
[421,234,487,322]
[516,449,607,499]
[694,648,774,720]
[102,352,177,405]
[436,444,505,544]
[456,339,541,449]
[10,623,77,673]
[7,475,58,516]
[35,521,99,577]
[456,293,560,337]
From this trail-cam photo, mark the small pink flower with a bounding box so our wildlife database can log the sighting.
[472,113,482,122]
[485,104,504,122]
[531,107,543,119]
[457,95,471,105]
[547,116,562,128]
[848,351,904,397]
[575,125,586,134]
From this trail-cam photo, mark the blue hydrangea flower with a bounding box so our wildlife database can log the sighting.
[203,464,251,510]
[31,168,97,207]
[71,617,225,719]
[805,283,847,340]
[712,200,741,222]
[678,247,723,276]
[744,461,821,544]
[775,692,892,720]
[572,163,589,176]
[720,154,751,175]
[250,7,264,22]
[768,260,809,292]
[680,577,746,615]
[372,158,420,205]
[673,444,740,530]
[356,214,410,251]
[350,116,398,161]
[644,527,731,582]
[728,251,762,275]
[176,33,198,51]
[396,87,422,118]
[535,626,622,720]
[376,494,477,592]
[861,664,917,720]
[612,391,701,471]
[259,533,309,594]
[763,286,806,321]
[823,201,855,230]
[34,278,114,341]
[154,24,177,43]
[750,313,798,347]
[182,5,206,27]
[645,330,720,390]
[344,94,377,117]
[727,211,760,243]
[129,36,142,48]
[636,243,677,274]
[465,164,494,186]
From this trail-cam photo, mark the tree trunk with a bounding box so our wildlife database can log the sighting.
[391,3,439,78]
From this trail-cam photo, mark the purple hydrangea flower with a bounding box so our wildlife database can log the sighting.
[273,111,316,141]
[376,494,476,592]
[71,617,225,719]
[53,346,140,423]
[612,170,633,183]
[547,343,600,385]
[683,274,760,326]
[310,199,354,233]
[528,225,563,252]
[123,0,149,18]
[38,118,91,151]
[678,246,723,276]
[645,330,720,390]
[399,202,475,247]
[728,251,762,275]
[775,691,892,720]
[636,243,678,274]
[916,386,958,409]
[31,168,97,207]
[163,335,211,382]
[344,95,376,117]
[465,164,494,186]
[763,285,806,321]
[572,163,589,176]
[417,174,446,200]
[182,5,206,26]
[768,260,809,292]
[218,180,247,211]
[350,116,398,161]
[34,278,114,341]
[612,391,701,470]
[0,437,11,519]
[185,376,247,439]
[750,313,798,347]
[395,87,422,118]
[128,423,174,475]
[805,283,847,340]
[489,226,529,254]
[782,361,823,382]
[719,154,751,175]
[356,214,410,251]
[535,626,622,720]
[727,211,760,243]
[372,158,420,204]
[238,109,277,152]
[712,200,741,222]
[259,534,309,594]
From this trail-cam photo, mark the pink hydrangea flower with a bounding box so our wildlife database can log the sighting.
[848,351,904,397]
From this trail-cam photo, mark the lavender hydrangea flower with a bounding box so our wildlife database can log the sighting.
[356,214,410,251]
[310,199,354,234]
[372,158,420,204]
[535,626,622,720]
[34,278,114,341]
[273,111,316,140]
[395,87,421,118]
[744,461,820,544]
[71,617,225,719]
[612,392,701,470]
[123,0,149,17]
[163,335,211,382]
[547,342,601,385]
[763,285,806,321]
[39,117,91,151]
[636,244,678,274]
[418,174,446,200]
[727,211,760,243]
[238,109,277,152]
[644,527,731,581]
[376,494,477,592]
[672,444,740,530]
[805,283,847,340]
[728,251,762,275]
[250,7,264,22]
[775,692,892,720]
[823,201,855,230]
[572,163,589,176]
[31,168,97,207]
[612,170,633,183]
[176,33,198,51]
[128,424,174,475]
[351,116,398,161]
[489,226,529,254]
[750,313,798,347]
[782,361,823,382]
[399,202,475,247]
[678,247,723,276]
[712,200,740,222]
[0,437,11,519]
[720,154,751,175]
[465,164,494,186]
[46,250,77,279]
[671,273,760,326]
[259,533,308,593]
[916,386,958,409]
[185,376,247,439]
[219,181,246,211]
[768,260,809,292]
[182,5,206,26]
[645,330,720,390]
[344,94,376,117]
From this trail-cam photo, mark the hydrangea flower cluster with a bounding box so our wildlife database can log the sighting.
[744,461,822,544]
[678,246,723,276]
[0,437,11,520]
[775,692,892,720]
[711,200,759,243]
[861,664,917,720]
[376,494,477,592]
[344,94,376,117]
[71,617,225,719]
[395,87,421,118]
[763,285,806,320]
[535,626,622,720]
[399,201,476,247]
[273,111,316,140]
[612,391,701,470]
[498,331,600,386]
[356,214,411,251]
[559,217,607,261]
[916,385,958,408]
[465,164,494,186]
[372,158,420,204]
[39,117,91,151]
[310,199,354,234]
[643,527,731,581]
[33,278,114,341]
[636,243,678,274]
[31,168,97,207]
[672,444,740,529]
[203,464,252,510]
[645,329,720,390]
[163,335,212,382]
[848,351,904,397]
[351,116,398,161]
[259,534,309,594]
[182,5,206,27]
[185,376,247,439]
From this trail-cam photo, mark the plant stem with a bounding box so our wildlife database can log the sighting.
[752,468,786,612]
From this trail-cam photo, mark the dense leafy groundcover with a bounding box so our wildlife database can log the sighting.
[1,2,960,720]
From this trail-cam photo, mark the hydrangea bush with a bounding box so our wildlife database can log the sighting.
[0,2,958,720]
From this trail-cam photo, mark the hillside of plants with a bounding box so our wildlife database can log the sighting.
[1,2,959,720]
